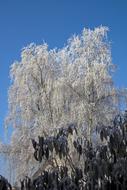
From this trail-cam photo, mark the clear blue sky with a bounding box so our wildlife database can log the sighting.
[0,0,127,143]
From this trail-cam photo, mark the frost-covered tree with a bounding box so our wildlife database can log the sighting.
[5,26,126,182]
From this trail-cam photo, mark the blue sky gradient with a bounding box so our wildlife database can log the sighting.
[0,0,127,144]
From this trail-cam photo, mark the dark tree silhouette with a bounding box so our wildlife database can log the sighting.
[20,111,127,190]
[1,111,127,190]
[0,175,12,190]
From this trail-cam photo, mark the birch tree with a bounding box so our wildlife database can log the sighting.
[5,26,126,182]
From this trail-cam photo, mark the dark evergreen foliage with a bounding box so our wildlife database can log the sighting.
[28,112,127,190]
[1,112,127,190]
[0,175,12,190]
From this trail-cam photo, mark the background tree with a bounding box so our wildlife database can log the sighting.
[5,26,127,182]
